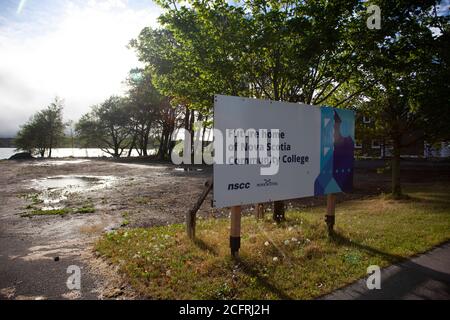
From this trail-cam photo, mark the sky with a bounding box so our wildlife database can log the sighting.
[0,0,163,137]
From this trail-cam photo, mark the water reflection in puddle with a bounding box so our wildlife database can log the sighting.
[30,176,117,210]
[32,160,91,167]
[36,176,99,190]
[174,167,204,172]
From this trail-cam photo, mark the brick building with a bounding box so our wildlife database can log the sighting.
[354,115,449,159]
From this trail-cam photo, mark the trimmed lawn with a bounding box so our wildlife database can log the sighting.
[95,182,450,299]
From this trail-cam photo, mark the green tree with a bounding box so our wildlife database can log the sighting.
[76,96,133,158]
[15,97,65,158]
[353,0,449,198]
[127,69,157,157]
[15,114,47,157]
[134,0,371,221]
[125,68,182,159]
[133,2,250,111]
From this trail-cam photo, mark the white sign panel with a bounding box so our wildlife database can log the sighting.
[213,95,355,208]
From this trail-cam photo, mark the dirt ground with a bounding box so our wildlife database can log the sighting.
[0,157,449,300]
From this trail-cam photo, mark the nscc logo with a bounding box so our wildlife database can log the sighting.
[228,182,251,191]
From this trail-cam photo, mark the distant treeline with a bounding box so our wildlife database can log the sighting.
[2,135,109,150]
[14,95,173,159]
[0,138,15,148]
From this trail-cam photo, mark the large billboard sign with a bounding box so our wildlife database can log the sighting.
[213,95,355,208]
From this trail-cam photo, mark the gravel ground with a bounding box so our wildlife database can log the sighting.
[0,159,211,300]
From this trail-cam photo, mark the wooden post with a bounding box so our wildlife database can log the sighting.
[230,206,242,258]
[326,194,336,234]
[255,203,264,220]
[186,211,196,240]
[273,200,285,223]
[186,178,213,240]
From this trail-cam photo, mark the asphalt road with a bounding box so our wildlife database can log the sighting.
[323,242,450,300]
[0,236,98,300]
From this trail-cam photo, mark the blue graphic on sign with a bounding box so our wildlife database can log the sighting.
[314,107,355,196]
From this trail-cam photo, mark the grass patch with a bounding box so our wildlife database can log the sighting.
[121,212,130,227]
[95,183,450,299]
[381,192,411,201]
[19,193,43,205]
[22,205,95,217]
[27,208,72,216]
[20,192,96,216]
[75,206,96,214]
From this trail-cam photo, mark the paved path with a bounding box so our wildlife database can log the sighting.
[323,242,450,300]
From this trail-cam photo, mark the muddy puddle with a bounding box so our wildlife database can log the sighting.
[173,167,205,172]
[31,160,91,166]
[114,163,167,170]
[30,175,117,210]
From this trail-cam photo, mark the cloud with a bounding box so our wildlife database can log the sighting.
[0,0,162,137]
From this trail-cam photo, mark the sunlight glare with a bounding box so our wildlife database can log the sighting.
[16,0,27,14]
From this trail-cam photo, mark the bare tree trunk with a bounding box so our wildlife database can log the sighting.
[164,129,172,159]
[183,106,192,164]
[48,133,53,158]
[392,138,402,198]
[202,124,207,160]
[161,130,167,159]
[142,134,148,157]
[271,67,286,222]
[190,109,195,163]
[128,133,137,157]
